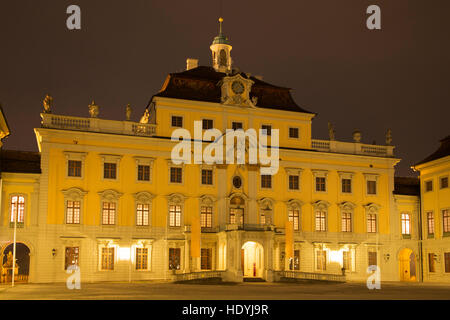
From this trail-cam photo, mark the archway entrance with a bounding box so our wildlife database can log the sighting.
[1,243,30,283]
[399,248,417,282]
[241,241,264,278]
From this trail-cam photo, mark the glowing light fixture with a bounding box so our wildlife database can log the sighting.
[119,247,131,261]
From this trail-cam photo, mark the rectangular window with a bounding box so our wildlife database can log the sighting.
[261,175,272,188]
[101,247,114,270]
[427,212,434,235]
[104,163,117,179]
[342,179,352,193]
[201,169,213,185]
[65,247,79,270]
[232,122,243,130]
[428,253,436,273]
[66,200,81,224]
[170,167,182,183]
[169,248,181,270]
[425,180,433,192]
[316,250,327,271]
[261,125,272,136]
[289,175,299,190]
[294,250,300,270]
[401,213,411,235]
[289,127,299,139]
[368,251,377,267]
[10,195,25,225]
[137,165,150,181]
[343,251,352,271]
[136,248,148,271]
[201,248,212,270]
[202,119,213,130]
[169,205,181,227]
[316,177,326,192]
[68,160,82,177]
[171,116,183,128]
[445,253,450,273]
[229,208,243,225]
[367,214,377,233]
[200,206,212,228]
[136,203,150,226]
[367,180,377,195]
[440,177,449,189]
[288,209,300,231]
[341,212,352,232]
[443,209,450,233]
[315,211,326,231]
[102,202,116,225]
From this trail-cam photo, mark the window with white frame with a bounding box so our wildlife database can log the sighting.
[339,202,355,232]
[365,174,378,195]
[315,248,327,271]
[134,192,154,227]
[134,156,154,183]
[10,195,25,226]
[365,204,380,233]
[339,172,354,194]
[169,164,183,184]
[200,166,214,186]
[313,201,329,232]
[201,206,213,228]
[62,187,87,225]
[312,170,328,193]
[171,115,183,128]
[100,154,122,181]
[443,209,450,234]
[401,212,411,235]
[167,194,185,228]
[101,247,115,270]
[135,247,149,270]
[285,168,302,191]
[98,190,122,226]
[289,209,300,231]
[427,211,434,235]
[64,151,87,179]
[261,174,272,189]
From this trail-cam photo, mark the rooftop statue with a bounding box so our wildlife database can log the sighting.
[43,94,53,114]
[88,100,99,118]
[328,122,335,141]
[386,128,393,145]
[126,104,132,121]
[140,108,149,124]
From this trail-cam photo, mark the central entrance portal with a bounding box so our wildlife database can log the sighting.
[241,241,264,278]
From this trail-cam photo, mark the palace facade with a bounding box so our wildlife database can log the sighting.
[0,19,448,284]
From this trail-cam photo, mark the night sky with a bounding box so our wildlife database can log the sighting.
[1,0,449,176]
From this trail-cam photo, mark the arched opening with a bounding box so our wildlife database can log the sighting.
[241,241,264,278]
[399,248,417,282]
[1,243,30,283]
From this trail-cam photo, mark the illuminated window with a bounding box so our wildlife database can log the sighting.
[101,247,114,270]
[288,209,300,231]
[443,209,450,233]
[261,175,272,188]
[368,251,377,267]
[137,165,150,181]
[169,248,180,270]
[316,250,327,271]
[169,205,181,227]
[427,212,434,235]
[229,208,244,225]
[201,248,212,270]
[316,177,326,192]
[170,167,182,183]
[293,250,300,270]
[200,206,212,228]
[289,175,299,190]
[401,213,411,235]
[343,251,352,271]
[102,202,116,225]
[342,212,352,232]
[10,195,25,226]
[367,213,377,233]
[136,248,148,271]
[68,160,82,177]
[428,253,436,273]
[315,211,326,232]
[104,163,117,179]
[136,203,150,226]
[66,201,80,224]
[201,169,213,185]
[65,247,79,270]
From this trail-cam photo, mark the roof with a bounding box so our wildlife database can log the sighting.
[1,150,41,174]
[394,177,420,196]
[153,66,314,114]
[415,135,450,166]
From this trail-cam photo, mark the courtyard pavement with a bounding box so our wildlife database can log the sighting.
[1,280,450,300]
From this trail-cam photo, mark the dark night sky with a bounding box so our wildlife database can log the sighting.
[1,0,449,176]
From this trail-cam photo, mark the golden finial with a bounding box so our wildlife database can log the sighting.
[218,17,223,34]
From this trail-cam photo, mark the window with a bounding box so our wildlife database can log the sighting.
[288,209,300,231]
[401,213,411,235]
[316,177,326,192]
[315,211,326,231]
[201,248,212,270]
[65,247,79,270]
[343,251,352,271]
[136,203,150,226]
[289,127,299,139]
[342,212,352,232]
[289,175,299,190]
[445,253,450,273]
[428,253,436,273]
[293,250,300,270]
[261,175,272,188]
[10,195,25,226]
[104,163,117,179]
[367,180,377,195]
[342,179,352,193]
[201,169,213,185]
[101,247,114,270]
[425,180,433,192]
[232,122,243,130]
[66,200,81,224]
[102,202,116,225]
[137,165,150,181]
[136,248,148,271]
[68,160,82,177]
[261,125,272,136]
[171,116,183,127]
[230,208,244,225]
[169,248,181,270]
[368,251,377,267]
[316,250,327,271]
[170,167,182,183]
[200,206,212,228]
[169,205,182,227]
[427,212,434,235]
[367,213,377,233]
[202,119,213,130]
[443,209,450,234]
[440,177,449,189]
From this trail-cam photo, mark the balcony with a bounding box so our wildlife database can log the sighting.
[311,139,394,157]
[41,113,156,137]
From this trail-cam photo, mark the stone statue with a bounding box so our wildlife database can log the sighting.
[126,104,132,121]
[328,122,335,141]
[386,128,392,145]
[88,100,99,118]
[251,96,258,106]
[3,251,17,268]
[43,94,53,114]
[353,130,362,143]
[139,108,149,124]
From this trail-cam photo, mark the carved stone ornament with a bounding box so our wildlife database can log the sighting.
[88,100,99,118]
[43,94,53,113]
[219,74,256,108]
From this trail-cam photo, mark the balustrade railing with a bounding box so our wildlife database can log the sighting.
[277,270,346,282]
[174,271,224,282]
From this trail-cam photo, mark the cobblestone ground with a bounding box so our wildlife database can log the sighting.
[2,281,450,300]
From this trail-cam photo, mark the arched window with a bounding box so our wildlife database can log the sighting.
[134,192,154,227]
[62,187,87,225]
[199,195,216,228]
[167,193,185,228]
[98,190,122,226]
[219,49,227,67]
[313,200,330,232]
[365,203,380,233]
[286,199,303,231]
[339,202,355,233]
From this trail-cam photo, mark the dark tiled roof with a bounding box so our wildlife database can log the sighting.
[394,177,420,196]
[415,135,450,166]
[154,66,314,114]
[1,150,41,174]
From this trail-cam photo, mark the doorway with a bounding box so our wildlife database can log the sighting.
[399,248,417,282]
[241,241,264,278]
[1,243,30,283]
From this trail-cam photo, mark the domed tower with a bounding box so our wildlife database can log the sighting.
[210,17,232,73]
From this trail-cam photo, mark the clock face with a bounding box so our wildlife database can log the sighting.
[231,81,244,94]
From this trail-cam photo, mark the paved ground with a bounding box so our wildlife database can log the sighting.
[1,281,450,300]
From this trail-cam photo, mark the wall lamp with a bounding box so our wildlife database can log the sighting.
[52,248,57,257]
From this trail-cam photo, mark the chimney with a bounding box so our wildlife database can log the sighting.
[186,58,199,70]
